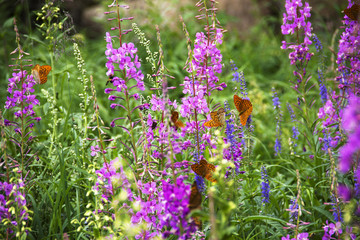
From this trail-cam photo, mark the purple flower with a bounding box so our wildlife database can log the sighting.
[230,60,247,97]
[0,181,29,233]
[288,197,298,223]
[272,88,282,155]
[336,1,360,92]
[104,34,144,96]
[90,145,101,157]
[282,235,292,240]
[297,232,309,240]
[5,70,40,120]
[338,184,351,201]
[328,222,342,236]
[339,94,360,172]
[281,0,313,65]
[261,166,270,204]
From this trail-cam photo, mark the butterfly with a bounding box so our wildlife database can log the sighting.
[31,64,51,84]
[151,121,158,130]
[234,95,253,126]
[344,4,360,21]
[170,110,185,129]
[189,181,202,210]
[106,74,114,86]
[189,181,202,229]
[204,108,225,128]
[191,159,216,182]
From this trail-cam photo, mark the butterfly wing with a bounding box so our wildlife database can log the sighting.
[240,104,253,126]
[204,161,217,182]
[189,181,202,210]
[39,65,51,84]
[31,64,41,83]
[344,4,360,20]
[175,119,185,128]
[171,111,185,129]
[204,108,225,128]
[191,161,206,178]
[189,181,202,229]
[234,95,253,126]
[217,108,226,126]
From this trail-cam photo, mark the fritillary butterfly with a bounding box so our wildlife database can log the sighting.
[191,159,216,182]
[204,108,225,128]
[189,181,202,210]
[32,64,51,84]
[234,95,253,126]
[344,4,360,21]
[170,110,185,129]
[189,181,202,229]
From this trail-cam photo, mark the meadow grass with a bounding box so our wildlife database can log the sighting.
[0,0,359,239]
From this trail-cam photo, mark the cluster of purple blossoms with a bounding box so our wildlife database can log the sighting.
[317,95,341,151]
[260,166,270,204]
[339,94,360,173]
[222,101,242,173]
[282,233,309,240]
[322,220,356,240]
[104,32,145,104]
[336,1,360,94]
[180,29,225,118]
[287,103,299,151]
[0,181,28,234]
[131,176,195,239]
[230,60,247,97]
[93,158,133,203]
[288,197,298,224]
[281,0,313,65]
[272,88,282,155]
[312,34,328,104]
[159,177,194,239]
[328,194,343,223]
[191,30,225,95]
[5,70,41,121]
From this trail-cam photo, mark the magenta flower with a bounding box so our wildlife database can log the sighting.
[90,145,101,157]
[5,70,41,120]
[281,0,313,65]
[339,94,360,172]
[337,1,360,93]
[104,32,144,94]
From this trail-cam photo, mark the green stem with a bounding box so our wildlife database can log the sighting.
[48,52,57,155]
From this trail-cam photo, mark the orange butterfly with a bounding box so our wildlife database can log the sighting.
[234,95,253,126]
[189,181,202,211]
[189,181,202,229]
[170,110,185,129]
[344,4,360,21]
[32,64,51,84]
[191,159,216,182]
[204,108,225,128]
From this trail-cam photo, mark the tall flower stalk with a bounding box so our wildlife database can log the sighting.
[2,18,38,238]
[281,0,314,123]
[104,2,146,169]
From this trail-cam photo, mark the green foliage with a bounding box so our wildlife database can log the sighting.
[1,0,357,239]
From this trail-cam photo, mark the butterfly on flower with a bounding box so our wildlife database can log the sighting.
[106,74,114,86]
[189,181,202,229]
[31,64,51,84]
[170,110,185,129]
[191,159,216,182]
[234,95,253,126]
[344,3,360,21]
[204,107,225,128]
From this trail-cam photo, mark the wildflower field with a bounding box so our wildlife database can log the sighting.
[1,0,360,239]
